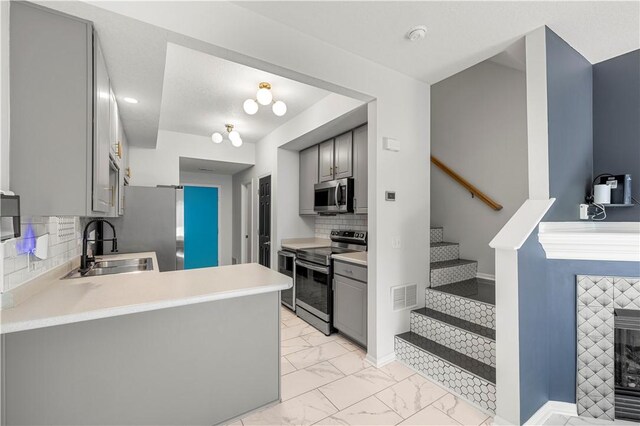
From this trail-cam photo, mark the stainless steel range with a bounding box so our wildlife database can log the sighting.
[295,230,367,335]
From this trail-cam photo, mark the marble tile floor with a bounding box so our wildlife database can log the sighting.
[542,414,640,426]
[231,307,494,426]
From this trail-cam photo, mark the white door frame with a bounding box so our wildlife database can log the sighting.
[240,180,254,263]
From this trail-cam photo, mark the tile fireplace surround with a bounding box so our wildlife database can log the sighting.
[577,275,640,421]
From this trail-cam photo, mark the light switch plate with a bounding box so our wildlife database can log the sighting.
[383,137,400,152]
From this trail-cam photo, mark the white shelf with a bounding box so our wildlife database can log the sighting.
[538,222,640,262]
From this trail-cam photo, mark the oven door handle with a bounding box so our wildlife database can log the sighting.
[296,259,330,274]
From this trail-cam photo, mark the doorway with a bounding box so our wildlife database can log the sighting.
[258,175,271,267]
[184,185,219,269]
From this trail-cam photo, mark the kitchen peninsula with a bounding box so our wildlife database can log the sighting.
[1,252,291,426]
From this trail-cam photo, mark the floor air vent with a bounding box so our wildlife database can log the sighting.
[392,284,418,311]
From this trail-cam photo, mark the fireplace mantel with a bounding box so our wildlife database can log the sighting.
[539,222,640,262]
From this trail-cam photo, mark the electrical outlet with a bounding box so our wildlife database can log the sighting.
[392,237,402,249]
[579,204,590,220]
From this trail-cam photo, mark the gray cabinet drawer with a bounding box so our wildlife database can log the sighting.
[334,260,367,282]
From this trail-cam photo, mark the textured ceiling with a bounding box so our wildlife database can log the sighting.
[158,43,331,143]
[179,157,253,176]
[236,1,640,83]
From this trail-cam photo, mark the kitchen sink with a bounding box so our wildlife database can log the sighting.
[63,257,154,279]
[93,258,152,269]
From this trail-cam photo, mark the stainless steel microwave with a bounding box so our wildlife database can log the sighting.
[314,178,354,214]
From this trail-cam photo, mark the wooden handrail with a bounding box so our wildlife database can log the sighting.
[431,155,503,211]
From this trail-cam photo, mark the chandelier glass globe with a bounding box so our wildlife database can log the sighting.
[256,87,273,106]
[243,99,259,115]
[211,132,223,144]
[272,100,287,117]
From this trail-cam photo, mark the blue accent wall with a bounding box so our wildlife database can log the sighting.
[593,49,640,221]
[518,228,550,423]
[545,28,593,221]
[516,29,638,424]
[184,186,219,269]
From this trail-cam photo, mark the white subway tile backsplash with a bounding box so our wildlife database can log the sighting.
[2,216,81,292]
[314,214,367,239]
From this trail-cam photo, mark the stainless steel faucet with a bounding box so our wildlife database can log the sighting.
[80,219,118,273]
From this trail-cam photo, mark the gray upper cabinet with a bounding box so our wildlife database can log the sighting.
[93,37,111,213]
[10,3,93,216]
[353,125,368,214]
[333,131,353,179]
[333,261,367,347]
[318,139,335,183]
[299,145,318,215]
[10,2,117,217]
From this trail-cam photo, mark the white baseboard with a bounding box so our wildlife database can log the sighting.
[365,352,395,368]
[524,401,577,425]
[477,272,495,281]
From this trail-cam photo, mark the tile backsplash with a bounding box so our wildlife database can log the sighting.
[315,214,368,239]
[2,216,81,292]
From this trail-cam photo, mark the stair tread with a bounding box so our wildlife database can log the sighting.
[413,307,495,340]
[428,278,495,305]
[431,259,477,269]
[396,331,495,384]
[430,242,458,248]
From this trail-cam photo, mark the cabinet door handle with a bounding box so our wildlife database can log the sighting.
[109,186,115,206]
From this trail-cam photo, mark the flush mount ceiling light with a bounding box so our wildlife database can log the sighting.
[123,97,139,104]
[211,124,243,147]
[406,25,427,42]
[243,82,287,117]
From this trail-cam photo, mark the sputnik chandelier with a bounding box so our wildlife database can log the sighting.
[243,82,287,117]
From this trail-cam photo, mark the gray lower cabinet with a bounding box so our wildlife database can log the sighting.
[333,261,367,347]
[334,131,353,179]
[353,125,368,214]
[318,139,335,182]
[299,145,319,215]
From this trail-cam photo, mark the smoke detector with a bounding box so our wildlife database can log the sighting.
[406,25,427,42]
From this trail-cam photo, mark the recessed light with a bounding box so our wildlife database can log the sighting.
[406,25,427,42]
[123,97,139,104]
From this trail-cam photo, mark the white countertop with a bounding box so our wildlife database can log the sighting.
[0,252,292,334]
[281,238,331,251]
[332,251,368,266]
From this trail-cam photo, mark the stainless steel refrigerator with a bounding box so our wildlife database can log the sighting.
[111,186,184,272]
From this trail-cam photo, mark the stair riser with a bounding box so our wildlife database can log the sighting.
[430,244,459,263]
[425,289,495,329]
[410,312,495,367]
[395,337,496,413]
[430,228,443,243]
[431,262,477,287]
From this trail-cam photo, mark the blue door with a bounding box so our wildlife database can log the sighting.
[184,186,219,269]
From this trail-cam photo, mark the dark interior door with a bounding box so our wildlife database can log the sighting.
[259,175,271,267]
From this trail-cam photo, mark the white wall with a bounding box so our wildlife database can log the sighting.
[179,171,233,266]
[129,130,255,187]
[80,1,431,365]
[431,60,528,276]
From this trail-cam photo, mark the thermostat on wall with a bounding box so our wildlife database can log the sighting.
[385,191,396,201]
